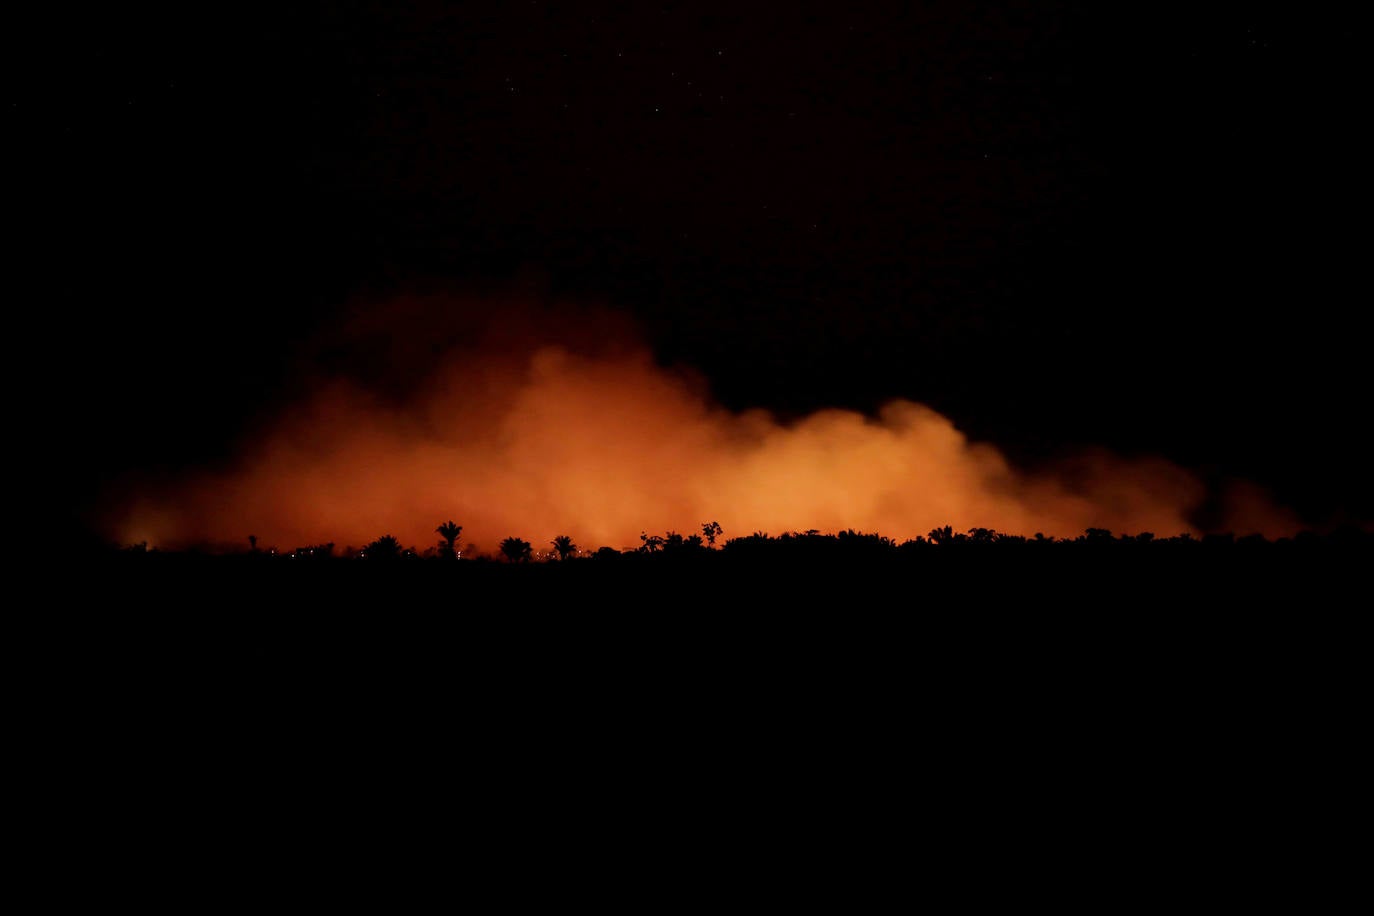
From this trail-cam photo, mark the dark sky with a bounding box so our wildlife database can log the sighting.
[25,3,1369,532]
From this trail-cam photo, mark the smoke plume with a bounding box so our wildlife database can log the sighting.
[109,295,1299,553]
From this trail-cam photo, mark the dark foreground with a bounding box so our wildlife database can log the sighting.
[25,538,1371,901]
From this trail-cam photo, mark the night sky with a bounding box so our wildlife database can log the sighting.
[25,3,1369,538]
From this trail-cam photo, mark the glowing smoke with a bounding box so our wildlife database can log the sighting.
[109,296,1299,553]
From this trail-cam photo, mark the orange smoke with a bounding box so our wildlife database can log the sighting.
[109,296,1299,553]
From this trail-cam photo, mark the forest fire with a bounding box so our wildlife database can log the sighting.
[109,297,1299,554]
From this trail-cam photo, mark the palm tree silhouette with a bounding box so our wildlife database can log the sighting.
[551,535,578,561]
[364,534,402,560]
[500,537,533,563]
[436,520,463,560]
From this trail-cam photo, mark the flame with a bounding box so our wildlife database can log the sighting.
[108,296,1299,553]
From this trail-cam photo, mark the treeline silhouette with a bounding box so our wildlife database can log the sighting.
[110,519,1372,570]
[97,518,1371,618]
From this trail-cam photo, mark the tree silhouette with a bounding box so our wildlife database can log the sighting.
[436,520,463,560]
[364,534,402,560]
[701,521,723,547]
[551,535,578,561]
[500,536,533,563]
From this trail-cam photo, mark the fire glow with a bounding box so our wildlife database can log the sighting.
[110,297,1298,554]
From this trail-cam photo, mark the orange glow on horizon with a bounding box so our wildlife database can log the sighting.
[108,297,1300,554]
